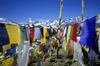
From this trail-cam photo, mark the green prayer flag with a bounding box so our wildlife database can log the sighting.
[11,44,17,48]
[20,26,29,42]
[47,28,51,37]
[64,38,67,42]
[69,25,73,39]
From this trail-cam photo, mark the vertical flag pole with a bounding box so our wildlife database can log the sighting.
[57,0,63,58]
[82,0,84,22]
[59,0,63,28]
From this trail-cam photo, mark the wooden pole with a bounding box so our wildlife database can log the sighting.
[57,0,63,58]
[82,0,84,22]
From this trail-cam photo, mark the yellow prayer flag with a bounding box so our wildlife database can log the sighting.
[35,47,39,53]
[35,47,42,54]
[33,37,36,41]
[83,45,89,52]
[3,44,11,52]
[0,52,2,55]
[29,53,31,56]
[2,57,14,66]
[49,51,51,56]
[44,28,49,37]
[60,39,63,42]
[67,26,71,43]
[41,37,46,44]
[6,24,21,44]
[58,41,59,45]
[0,58,3,61]
[63,28,64,31]
[98,15,100,22]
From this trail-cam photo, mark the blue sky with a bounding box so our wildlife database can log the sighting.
[0,0,100,23]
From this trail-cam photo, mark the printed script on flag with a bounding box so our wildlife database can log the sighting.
[6,24,21,44]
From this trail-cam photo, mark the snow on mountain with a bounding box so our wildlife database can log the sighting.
[0,16,100,28]
[0,18,19,25]
[24,16,91,28]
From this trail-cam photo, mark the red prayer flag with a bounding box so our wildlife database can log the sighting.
[50,28,52,36]
[43,57,47,62]
[29,27,34,41]
[71,23,78,42]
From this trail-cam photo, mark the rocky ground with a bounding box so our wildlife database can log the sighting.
[29,48,100,66]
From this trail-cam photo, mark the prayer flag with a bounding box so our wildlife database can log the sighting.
[67,26,71,42]
[44,28,49,37]
[62,27,65,36]
[29,49,33,54]
[79,16,96,49]
[53,29,55,35]
[35,47,42,55]
[50,28,52,36]
[3,44,11,51]
[33,37,36,41]
[65,27,68,37]
[63,27,66,37]
[29,27,34,41]
[6,47,16,55]
[2,57,14,66]
[37,62,41,66]
[69,25,73,39]
[40,28,44,38]
[0,23,9,45]
[83,45,89,52]
[20,26,28,43]
[6,24,21,44]
[43,57,47,62]
[0,52,2,55]
[47,28,51,37]
[49,50,51,56]
[41,37,46,44]
[0,46,3,52]
[11,44,17,48]
[34,28,42,39]
[71,23,78,42]
[98,15,100,22]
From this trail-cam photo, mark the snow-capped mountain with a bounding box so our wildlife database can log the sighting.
[0,16,100,28]
[0,18,19,25]
[24,16,91,28]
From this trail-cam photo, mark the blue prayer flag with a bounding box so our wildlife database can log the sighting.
[53,29,55,35]
[65,27,68,37]
[37,62,41,66]
[79,16,96,49]
[0,23,9,45]
[6,47,16,55]
[29,49,33,54]
[61,28,63,32]
[46,36,49,41]
[40,28,44,38]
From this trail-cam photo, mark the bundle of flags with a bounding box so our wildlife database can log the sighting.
[29,27,57,44]
[62,23,78,42]
[36,50,52,66]
[0,23,21,55]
